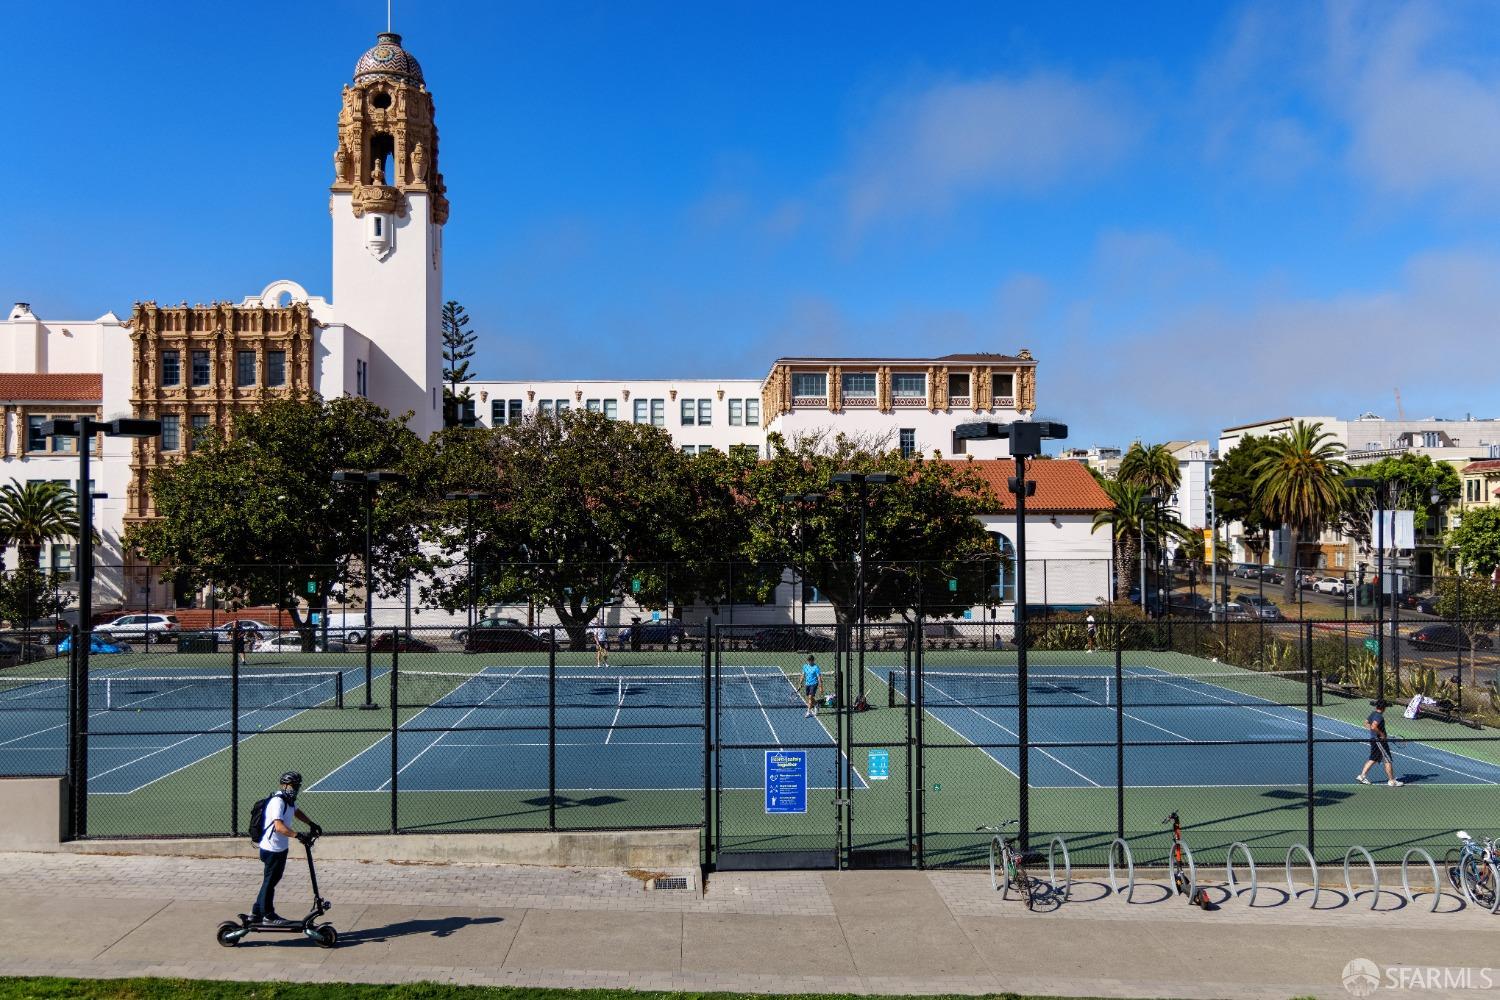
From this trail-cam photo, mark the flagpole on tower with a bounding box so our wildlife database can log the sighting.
[387,0,392,32]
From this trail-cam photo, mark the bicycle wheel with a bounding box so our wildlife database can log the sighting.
[989,837,1003,893]
[1462,857,1499,912]
[1014,859,1034,910]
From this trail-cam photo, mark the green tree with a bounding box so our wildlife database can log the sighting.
[1211,435,1275,563]
[126,396,432,642]
[1430,575,1500,679]
[441,300,477,425]
[0,565,70,629]
[1253,421,1350,602]
[739,432,998,623]
[1090,478,1190,602]
[1363,453,1462,532]
[1117,442,1180,496]
[0,480,79,567]
[429,409,734,646]
[1449,507,1500,577]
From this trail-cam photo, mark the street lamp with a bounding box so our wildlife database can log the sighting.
[1345,476,1397,701]
[829,472,896,698]
[443,491,485,633]
[333,469,407,709]
[42,416,161,838]
[955,419,1068,849]
[783,493,824,630]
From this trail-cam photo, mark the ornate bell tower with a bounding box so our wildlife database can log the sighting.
[330,31,447,436]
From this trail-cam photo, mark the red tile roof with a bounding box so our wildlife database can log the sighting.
[0,373,102,402]
[944,458,1114,513]
[1462,460,1500,474]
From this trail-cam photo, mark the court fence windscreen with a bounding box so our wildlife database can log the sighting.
[4,615,1499,870]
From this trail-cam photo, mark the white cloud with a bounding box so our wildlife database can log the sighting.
[842,73,1140,229]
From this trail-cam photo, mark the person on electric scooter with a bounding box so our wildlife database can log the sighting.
[252,771,321,925]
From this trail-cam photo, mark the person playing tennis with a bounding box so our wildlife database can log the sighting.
[592,618,609,667]
[1356,698,1403,786]
[1085,612,1097,653]
[800,654,821,718]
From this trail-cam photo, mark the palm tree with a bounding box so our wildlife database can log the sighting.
[0,480,80,568]
[1118,442,1181,496]
[1253,421,1349,603]
[1091,479,1152,600]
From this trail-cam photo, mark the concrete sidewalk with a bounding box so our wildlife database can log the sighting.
[0,851,1496,999]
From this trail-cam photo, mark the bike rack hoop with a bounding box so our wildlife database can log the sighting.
[1344,845,1380,910]
[1400,847,1441,913]
[1285,844,1320,908]
[1225,841,1258,906]
[1107,838,1135,902]
[1047,836,1072,902]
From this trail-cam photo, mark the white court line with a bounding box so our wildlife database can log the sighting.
[790,669,869,790]
[604,675,625,745]
[741,667,782,744]
[0,676,228,748]
[921,676,1102,787]
[380,667,525,791]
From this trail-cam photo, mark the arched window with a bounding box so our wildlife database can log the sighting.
[989,531,1016,604]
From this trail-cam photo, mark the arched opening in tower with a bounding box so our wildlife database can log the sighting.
[371,132,395,185]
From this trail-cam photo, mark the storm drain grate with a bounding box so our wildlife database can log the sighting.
[648,876,691,891]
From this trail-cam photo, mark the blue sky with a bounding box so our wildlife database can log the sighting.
[6,1,1499,446]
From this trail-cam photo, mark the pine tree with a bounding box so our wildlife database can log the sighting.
[442,300,477,425]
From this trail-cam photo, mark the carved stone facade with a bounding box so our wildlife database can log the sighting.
[126,301,316,522]
[331,33,450,226]
[761,354,1038,423]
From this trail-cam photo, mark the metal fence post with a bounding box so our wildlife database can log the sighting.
[66,624,81,839]
[548,627,557,831]
[713,626,723,867]
[1114,616,1125,841]
[1305,620,1315,858]
[390,630,400,834]
[231,629,241,835]
[914,612,925,868]
[702,618,712,863]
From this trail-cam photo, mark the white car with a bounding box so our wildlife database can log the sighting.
[1312,577,1350,596]
[254,633,347,653]
[92,613,181,644]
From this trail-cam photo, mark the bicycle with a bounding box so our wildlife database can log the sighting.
[1454,831,1500,913]
[1163,812,1209,908]
[977,820,1043,910]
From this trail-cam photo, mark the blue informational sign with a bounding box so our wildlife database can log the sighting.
[868,748,890,781]
[765,750,808,813]
[651,610,661,621]
[310,612,322,625]
[962,608,973,620]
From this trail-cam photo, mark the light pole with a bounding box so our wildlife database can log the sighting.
[1345,477,1396,701]
[42,416,161,839]
[955,420,1068,850]
[444,491,485,633]
[829,472,896,699]
[333,470,406,709]
[783,493,824,630]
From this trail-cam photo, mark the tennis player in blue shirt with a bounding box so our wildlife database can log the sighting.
[801,655,822,717]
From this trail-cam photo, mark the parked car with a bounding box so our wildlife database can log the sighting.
[1312,577,1350,596]
[1410,625,1492,652]
[1233,564,1261,580]
[1211,600,1249,619]
[1169,594,1214,617]
[58,634,131,654]
[1238,595,1283,620]
[617,619,687,647]
[1399,593,1439,615]
[464,623,550,653]
[369,632,437,653]
[748,626,837,652]
[1257,567,1285,585]
[450,616,526,643]
[18,618,72,645]
[319,612,371,645]
[1296,572,1320,591]
[91,613,180,644]
[0,636,51,666]
[253,633,347,653]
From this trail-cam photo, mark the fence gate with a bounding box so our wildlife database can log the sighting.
[844,622,916,868]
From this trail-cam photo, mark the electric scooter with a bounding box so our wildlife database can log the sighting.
[217,830,337,948]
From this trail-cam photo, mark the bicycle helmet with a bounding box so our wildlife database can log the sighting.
[279,770,303,789]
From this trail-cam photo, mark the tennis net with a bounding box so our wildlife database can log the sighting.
[394,668,807,711]
[886,668,1318,709]
[0,672,344,712]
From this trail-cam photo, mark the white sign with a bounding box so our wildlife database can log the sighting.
[1370,510,1415,551]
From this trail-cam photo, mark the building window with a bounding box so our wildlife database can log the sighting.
[947,372,970,398]
[730,443,758,460]
[508,399,523,424]
[557,400,570,414]
[681,399,696,426]
[634,399,648,423]
[189,414,210,452]
[491,400,506,425]
[698,399,712,425]
[899,428,916,458]
[745,399,759,426]
[236,350,256,387]
[728,399,742,425]
[161,350,181,386]
[160,414,180,452]
[681,444,696,455]
[992,372,1015,400]
[586,398,601,413]
[539,400,554,418]
[650,399,665,427]
[355,359,368,397]
[603,399,618,420]
[841,373,876,397]
[26,416,45,452]
[50,425,75,453]
[50,544,72,576]
[1422,431,1440,448]
[191,350,211,387]
[266,351,286,387]
[892,373,925,398]
[791,373,827,398]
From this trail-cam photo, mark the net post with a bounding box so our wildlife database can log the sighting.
[335,670,345,709]
[1305,619,1315,859]
[548,626,557,831]
[390,629,399,834]
[231,628,241,836]
[1113,613,1124,842]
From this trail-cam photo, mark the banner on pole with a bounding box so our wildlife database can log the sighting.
[1370,510,1415,550]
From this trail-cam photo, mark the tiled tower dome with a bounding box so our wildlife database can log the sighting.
[354,32,424,85]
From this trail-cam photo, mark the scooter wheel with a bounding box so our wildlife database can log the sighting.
[314,924,338,949]
[216,921,242,947]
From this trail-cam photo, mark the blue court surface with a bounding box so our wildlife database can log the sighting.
[901,662,1500,788]
[311,665,867,794]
